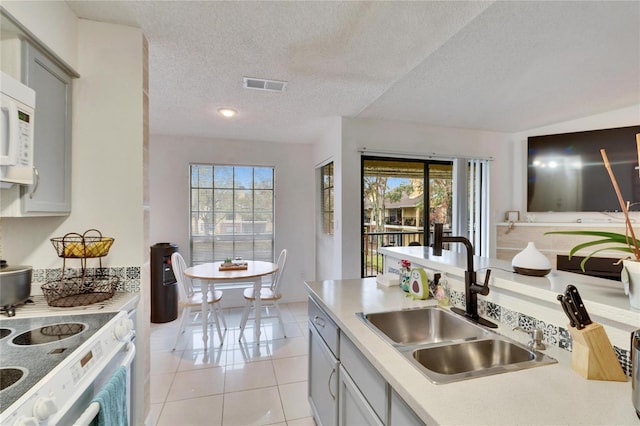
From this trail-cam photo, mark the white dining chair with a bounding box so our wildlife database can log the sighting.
[171,252,227,349]
[238,249,287,341]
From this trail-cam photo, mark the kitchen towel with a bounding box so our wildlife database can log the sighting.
[90,366,128,426]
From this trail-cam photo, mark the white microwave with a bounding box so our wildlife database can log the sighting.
[1,71,35,187]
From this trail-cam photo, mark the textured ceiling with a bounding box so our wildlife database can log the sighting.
[66,1,640,144]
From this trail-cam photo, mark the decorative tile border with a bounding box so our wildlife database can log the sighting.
[32,266,141,292]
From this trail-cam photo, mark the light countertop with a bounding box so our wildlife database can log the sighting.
[305,278,638,425]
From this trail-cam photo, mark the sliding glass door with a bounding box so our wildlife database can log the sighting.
[361,157,453,277]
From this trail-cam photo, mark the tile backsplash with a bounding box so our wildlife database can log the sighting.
[32,266,141,293]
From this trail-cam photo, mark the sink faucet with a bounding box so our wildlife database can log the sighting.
[432,223,497,328]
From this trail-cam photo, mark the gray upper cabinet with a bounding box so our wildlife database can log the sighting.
[22,42,72,214]
[0,41,72,217]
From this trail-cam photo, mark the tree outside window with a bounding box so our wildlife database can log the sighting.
[321,162,334,235]
[190,164,274,264]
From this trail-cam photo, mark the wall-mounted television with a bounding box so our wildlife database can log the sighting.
[527,125,640,212]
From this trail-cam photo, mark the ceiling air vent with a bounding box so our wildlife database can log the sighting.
[243,77,287,92]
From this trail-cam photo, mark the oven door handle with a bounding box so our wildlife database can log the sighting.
[73,342,136,426]
[120,342,136,367]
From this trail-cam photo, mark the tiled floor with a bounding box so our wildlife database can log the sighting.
[148,302,314,426]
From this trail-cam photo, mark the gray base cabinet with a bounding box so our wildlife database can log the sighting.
[308,298,340,426]
[390,390,424,426]
[308,297,425,426]
[338,365,384,426]
[309,324,339,426]
[339,333,387,424]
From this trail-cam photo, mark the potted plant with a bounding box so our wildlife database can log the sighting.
[544,229,639,272]
[545,140,640,310]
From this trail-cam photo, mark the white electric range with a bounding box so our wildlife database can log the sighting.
[0,293,138,425]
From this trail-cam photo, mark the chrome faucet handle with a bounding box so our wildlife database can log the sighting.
[513,326,546,350]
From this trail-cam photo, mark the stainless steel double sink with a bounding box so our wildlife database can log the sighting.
[357,306,557,384]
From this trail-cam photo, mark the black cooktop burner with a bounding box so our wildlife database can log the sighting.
[0,328,11,340]
[0,312,118,415]
[12,323,85,346]
[0,368,25,392]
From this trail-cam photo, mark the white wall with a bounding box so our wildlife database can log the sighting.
[0,15,145,270]
[312,117,343,280]
[337,117,512,277]
[317,110,638,280]
[2,0,78,70]
[510,104,640,224]
[149,135,316,305]
[73,20,145,263]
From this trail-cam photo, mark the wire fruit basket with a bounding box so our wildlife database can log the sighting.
[50,229,114,273]
[46,229,117,307]
[41,274,118,307]
[51,229,114,257]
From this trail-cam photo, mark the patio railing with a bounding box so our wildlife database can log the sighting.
[361,230,451,277]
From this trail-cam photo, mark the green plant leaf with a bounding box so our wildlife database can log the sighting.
[545,229,640,267]
[566,239,614,257]
[578,246,634,271]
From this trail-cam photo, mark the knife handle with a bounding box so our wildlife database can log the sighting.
[564,295,585,330]
[557,294,576,328]
[566,285,592,327]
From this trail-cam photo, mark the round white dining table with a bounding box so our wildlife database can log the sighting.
[184,260,278,347]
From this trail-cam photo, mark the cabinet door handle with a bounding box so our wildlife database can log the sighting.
[29,167,39,199]
[328,367,336,401]
[313,315,326,328]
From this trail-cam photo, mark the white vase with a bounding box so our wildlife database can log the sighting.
[622,259,640,311]
[512,242,552,277]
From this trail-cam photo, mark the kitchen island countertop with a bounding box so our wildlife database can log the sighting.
[305,277,638,425]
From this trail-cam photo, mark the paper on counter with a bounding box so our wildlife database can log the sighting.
[376,273,400,287]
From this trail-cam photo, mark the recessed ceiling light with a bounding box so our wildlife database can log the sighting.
[218,108,237,118]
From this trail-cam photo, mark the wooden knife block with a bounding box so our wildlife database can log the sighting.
[568,322,627,382]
